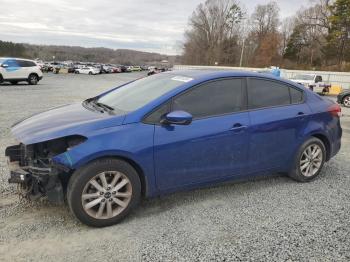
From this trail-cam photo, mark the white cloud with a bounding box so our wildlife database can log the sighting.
[0,0,311,55]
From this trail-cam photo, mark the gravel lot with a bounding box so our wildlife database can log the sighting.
[0,73,349,261]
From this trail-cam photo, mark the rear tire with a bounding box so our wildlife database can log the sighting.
[88,71,92,75]
[67,158,141,227]
[289,137,326,182]
[342,95,350,108]
[28,74,38,85]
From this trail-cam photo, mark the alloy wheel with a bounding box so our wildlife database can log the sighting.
[30,75,38,84]
[299,144,323,177]
[82,171,132,219]
[343,96,350,107]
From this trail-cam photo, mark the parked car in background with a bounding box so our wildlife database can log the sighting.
[126,66,133,72]
[75,67,100,75]
[290,74,330,94]
[337,90,350,108]
[111,66,121,73]
[0,57,43,85]
[5,70,342,227]
[132,66,142,72]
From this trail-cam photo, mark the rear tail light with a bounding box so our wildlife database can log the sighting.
[328,104,342,117]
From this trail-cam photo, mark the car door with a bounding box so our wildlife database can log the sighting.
[2,59,22,79]
[247,78,310,173]
[150,78,250,191]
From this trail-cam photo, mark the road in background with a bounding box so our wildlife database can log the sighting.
[0,73,349,261]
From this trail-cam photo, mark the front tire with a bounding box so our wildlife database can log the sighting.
[342,95,350,108]
[289,137,326,182]
[28,74,38,85]
[67,158,141,227]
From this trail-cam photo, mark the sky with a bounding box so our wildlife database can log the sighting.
[0,0,312,55]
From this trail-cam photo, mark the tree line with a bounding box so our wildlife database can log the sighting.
[0,40,180,65]
[182,0,350,71]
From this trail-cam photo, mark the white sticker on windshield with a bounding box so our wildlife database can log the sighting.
[171,76,193,82]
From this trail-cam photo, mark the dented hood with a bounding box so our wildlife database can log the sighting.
[11,103,125,144]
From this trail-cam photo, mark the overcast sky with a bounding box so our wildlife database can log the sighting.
[0,0,312,55]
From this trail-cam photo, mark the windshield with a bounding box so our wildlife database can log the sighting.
[291,74,314,81]
[97,73,193,112]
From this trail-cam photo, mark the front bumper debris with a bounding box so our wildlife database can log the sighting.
[5,143,66,204]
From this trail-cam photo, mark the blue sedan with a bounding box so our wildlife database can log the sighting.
[5,70,342,227]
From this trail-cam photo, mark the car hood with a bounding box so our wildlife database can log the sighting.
[11,103,125,144]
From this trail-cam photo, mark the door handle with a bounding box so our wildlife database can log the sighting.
[230,123,247,132]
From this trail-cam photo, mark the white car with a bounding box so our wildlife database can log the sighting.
[0,57,43,85]
[289,74,330,94]
[75,67,100,75]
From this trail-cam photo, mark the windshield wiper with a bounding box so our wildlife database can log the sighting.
[91,100,115,113]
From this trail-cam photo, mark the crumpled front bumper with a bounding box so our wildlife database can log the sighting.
[5,144,65,203]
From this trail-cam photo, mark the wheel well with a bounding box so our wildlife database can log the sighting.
[28,73,38,78]
[312,134,331,161]
[343,94,350,102]
[72,156,148,197]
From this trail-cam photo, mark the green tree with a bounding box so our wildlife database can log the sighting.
[325,0,350,65]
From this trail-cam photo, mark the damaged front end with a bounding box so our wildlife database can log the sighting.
[5,135,86,203]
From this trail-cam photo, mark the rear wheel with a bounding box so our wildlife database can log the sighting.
[67,158,141,227]
[88,71,92,75]
[28,74,38,85]
[289,137,326,182]
[343,95,350,108]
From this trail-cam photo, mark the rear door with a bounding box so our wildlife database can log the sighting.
[247,78,310,173]
[150,78,251,190]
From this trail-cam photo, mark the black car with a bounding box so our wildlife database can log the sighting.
[337,90,350,108]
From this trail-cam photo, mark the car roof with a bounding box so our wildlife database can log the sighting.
[168,69,284,81]
[0,57,36,62]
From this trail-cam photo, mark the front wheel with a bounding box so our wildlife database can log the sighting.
[289,137,326,182]
[67,158,141,227]
[28,74,38,85]
[88,71,92,75]
[343,95,350,108]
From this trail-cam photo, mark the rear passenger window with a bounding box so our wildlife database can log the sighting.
[173,79,244,119]
[248,79,290,109]
[290,87,303,103]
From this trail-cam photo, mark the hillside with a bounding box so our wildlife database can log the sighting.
[0,40,181,65]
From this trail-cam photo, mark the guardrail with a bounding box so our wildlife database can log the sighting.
[173,65,350,89]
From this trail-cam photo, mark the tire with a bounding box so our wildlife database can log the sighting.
[88,71,92,75]
[27,74,38,85]
[67,158,141,227]
[289,137,326,182]
[342,95,350,108]
[75,71,80,74]
[10,81,18,85]
[0,74,3,83]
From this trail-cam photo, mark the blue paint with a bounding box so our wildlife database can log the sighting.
[10,70,342,198]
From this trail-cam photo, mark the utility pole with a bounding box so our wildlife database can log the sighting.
[239,38,245,67]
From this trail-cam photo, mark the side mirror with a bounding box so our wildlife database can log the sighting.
[1,64,8,68]
[161,110,192,125]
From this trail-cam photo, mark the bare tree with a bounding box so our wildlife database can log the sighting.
[182,0,244,65]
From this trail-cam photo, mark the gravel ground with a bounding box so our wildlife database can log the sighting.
[0,73,349,261]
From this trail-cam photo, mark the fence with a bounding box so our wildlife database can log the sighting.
[173,65,350,89]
